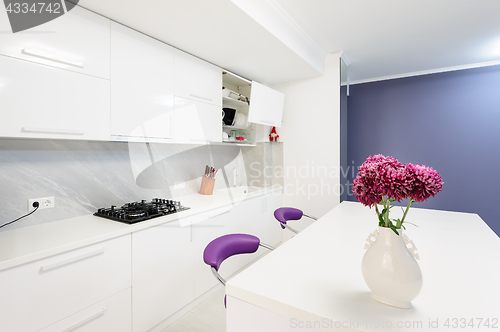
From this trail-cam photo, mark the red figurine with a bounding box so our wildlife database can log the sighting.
[269,126,279,142]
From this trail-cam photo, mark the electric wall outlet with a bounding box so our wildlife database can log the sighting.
[28,196,55,212]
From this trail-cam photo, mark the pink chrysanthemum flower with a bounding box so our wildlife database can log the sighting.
[406,164,444,202]
[352,155,443,207]
[352,154,405,207]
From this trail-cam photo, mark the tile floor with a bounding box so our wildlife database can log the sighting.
[161,288,226,332]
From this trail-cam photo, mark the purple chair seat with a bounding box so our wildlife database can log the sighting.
[274,207,303,227]
[203,234,260,272]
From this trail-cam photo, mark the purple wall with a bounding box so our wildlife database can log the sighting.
[347,65,500,236]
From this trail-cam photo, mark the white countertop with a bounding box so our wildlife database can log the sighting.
[226,201,500,331]
[0,186,282,272]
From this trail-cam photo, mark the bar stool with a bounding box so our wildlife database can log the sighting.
[273,207,318,234]
[203,233,274,306]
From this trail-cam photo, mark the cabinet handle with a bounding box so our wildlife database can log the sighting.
[41,247,105,272]
[59,306,107,332]
[22,127,85,136]
[22,48,84,68]
[189,93,212,102]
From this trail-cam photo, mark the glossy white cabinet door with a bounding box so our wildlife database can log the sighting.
[111,22,175,142]
[0,56,110,141]
[132,221,194,332]
[0,6,110,79]
[174,96,222,144]
[174,49,222,106]
[0,235,131,332]
[248,81,285,127]
[39,288,131,332]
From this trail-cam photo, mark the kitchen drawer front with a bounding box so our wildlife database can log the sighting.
[0,235,131,332]
[0,55,110,141]
[0,6,110,79]
[174,97,222,144]
[174,49,222,107]
[38,288,131,332]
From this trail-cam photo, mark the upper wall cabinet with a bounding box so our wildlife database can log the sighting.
[0,6,110,79]
[0,56,110,141]
[174,49,222,107]
[110,22,175,143]
[174,97,222,144]
[247,81,285,128]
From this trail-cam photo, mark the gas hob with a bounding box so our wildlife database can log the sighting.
[94,198,190,224]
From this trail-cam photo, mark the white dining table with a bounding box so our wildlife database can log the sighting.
[226,201,500,331]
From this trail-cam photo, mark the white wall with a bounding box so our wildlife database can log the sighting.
[272,53,341,233]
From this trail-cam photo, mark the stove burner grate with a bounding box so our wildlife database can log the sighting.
[94,198,190,224]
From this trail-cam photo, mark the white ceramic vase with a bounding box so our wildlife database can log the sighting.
[361,226,423,309]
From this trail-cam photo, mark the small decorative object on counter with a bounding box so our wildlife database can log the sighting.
[200,165,218,195]
[353,154,443,308]
[269,126,279,142]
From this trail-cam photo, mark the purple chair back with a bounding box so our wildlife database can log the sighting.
[203,234,260,272]
[274,207,303,227]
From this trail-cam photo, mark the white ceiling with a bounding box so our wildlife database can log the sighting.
[78,0,500,85]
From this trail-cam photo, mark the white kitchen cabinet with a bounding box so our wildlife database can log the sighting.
[221,71,285,145]
[248,81,285,128]
[174,96,222,144]
[174,49,222,107]
[0,6,110,79]
[38,288,131,332]
[111,22,175,143]
[132,220,194,332]
[0,235,131,332]
[0,55,110,141]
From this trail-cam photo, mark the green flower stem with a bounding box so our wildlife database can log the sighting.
[374,202,380,217]
[380,196,388,227]
[399,198,413,227]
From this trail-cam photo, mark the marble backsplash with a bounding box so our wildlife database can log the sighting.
[0,139,282,231]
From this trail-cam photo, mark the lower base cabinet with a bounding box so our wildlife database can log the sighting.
[39,288,132,332]
[0,235,131,332]
[132,220,194,332]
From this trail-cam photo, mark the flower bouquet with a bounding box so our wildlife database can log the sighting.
[352,154,443,234]
[353,154,443,308]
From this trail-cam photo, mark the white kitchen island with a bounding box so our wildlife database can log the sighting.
[226,201,500,331]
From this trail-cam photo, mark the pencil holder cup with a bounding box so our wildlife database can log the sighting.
[199,175,215,195]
